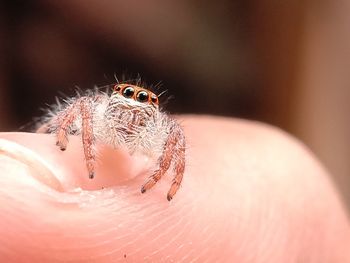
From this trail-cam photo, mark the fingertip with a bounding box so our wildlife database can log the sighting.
[0,138,64,192]
[0,133,151,191]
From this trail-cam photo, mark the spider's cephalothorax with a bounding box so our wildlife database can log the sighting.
[37,83,186,201]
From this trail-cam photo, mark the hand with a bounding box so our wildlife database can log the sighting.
[0,116,348,262]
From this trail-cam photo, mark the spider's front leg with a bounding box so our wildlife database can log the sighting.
[55,100,81,151]
[141,123,186,201]
[55,97,96,179]
[167,131,185,201]
[80,98,96,179]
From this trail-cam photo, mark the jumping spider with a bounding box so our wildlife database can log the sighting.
[37,83,186,201]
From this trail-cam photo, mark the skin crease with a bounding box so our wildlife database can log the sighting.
[0,115,349,262]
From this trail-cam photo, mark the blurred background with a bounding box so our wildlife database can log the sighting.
[0,1,349,210]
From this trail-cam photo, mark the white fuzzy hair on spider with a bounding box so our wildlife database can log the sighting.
[37,83,186,201]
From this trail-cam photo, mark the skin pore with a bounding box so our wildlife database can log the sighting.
[0,115,349,262]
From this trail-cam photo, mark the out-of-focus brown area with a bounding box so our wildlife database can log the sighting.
[0,1,349,210]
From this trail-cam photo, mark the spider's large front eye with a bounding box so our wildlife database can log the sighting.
[122,86,135,98]
[136,90,149,103]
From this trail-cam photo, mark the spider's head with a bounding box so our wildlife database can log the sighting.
[113,84,159,107]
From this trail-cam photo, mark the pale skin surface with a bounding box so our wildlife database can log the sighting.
[0,116,349,262]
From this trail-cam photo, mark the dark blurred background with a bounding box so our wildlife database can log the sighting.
[0,1,349,210]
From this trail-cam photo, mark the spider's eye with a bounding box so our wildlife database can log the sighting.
[136,90,149,103]
[151,94,159,104]
[122,86,135,98]
[114,85,121,92]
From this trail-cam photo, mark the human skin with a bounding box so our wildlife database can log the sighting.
[0,116,348,262]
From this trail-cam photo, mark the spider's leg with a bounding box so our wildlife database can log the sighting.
[140,127,178,194]
[141,123,186,201]
[55,99,81,151]
[79,97,96,179]
[167,131,185,201]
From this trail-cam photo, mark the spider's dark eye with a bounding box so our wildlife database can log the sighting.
[151,94,159,104]
[136,90,149,103]
[122,86,135,98]
[114,85,121,92]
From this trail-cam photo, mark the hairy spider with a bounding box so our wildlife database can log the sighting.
[37,83,186,201]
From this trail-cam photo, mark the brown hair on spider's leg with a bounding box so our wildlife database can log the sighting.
[55,99,81,151]
[80,98,96,179]
[140,128,178,194]
[167,134,185,201]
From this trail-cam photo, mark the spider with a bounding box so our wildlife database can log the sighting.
[37,83,186,201]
